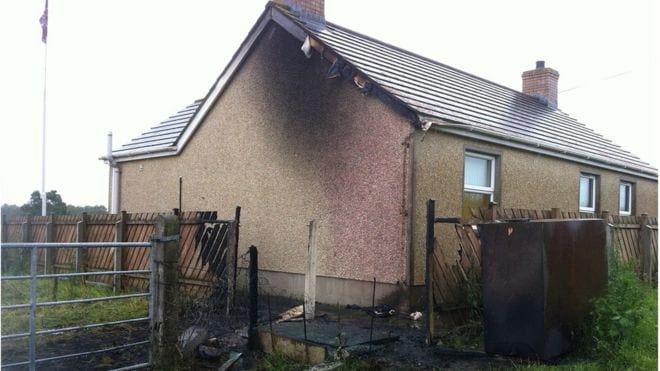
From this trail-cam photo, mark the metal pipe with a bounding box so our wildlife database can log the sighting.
[1,292,150,310]
[148,237,156,365]
[29,246,38,371]
[1,269,151,281]
[35,340,149,365]
[2,317,149,340]
[111,166,120,214]
[1,242,151,249]
[111,363,152,371]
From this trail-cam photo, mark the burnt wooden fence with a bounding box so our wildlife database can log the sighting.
[1,209,240,298]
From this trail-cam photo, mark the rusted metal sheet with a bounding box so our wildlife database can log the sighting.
[479,219,607,359]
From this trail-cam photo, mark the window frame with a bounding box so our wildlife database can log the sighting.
[464,152,496,200]
[619,181,633,216]
[579,173,597,212]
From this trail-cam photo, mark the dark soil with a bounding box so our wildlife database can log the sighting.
[1,324,149,370]
[1,296,520,370]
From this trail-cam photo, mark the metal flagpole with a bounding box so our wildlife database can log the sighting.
[41,44,48,216]
[40,0,49,216]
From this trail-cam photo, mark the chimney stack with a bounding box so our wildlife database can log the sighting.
[522,61,559,109]
[272,0,325,30]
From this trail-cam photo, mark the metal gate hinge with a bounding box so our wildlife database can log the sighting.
[151,234,180,242]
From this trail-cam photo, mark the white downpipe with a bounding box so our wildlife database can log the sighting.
[111,167,120,214]
[107,132,120,214]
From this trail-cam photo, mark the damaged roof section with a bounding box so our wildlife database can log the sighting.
[114,3,656,179]
[293,15,655,177]
[113,99,203,158]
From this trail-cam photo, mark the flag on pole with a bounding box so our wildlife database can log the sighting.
[39,0,48,43]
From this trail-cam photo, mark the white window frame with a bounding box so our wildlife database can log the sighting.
[464,152,496,201]
[619,181,633,216]
[579,174,597,212]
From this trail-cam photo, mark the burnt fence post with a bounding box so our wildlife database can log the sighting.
[226,219,237,316]
[247,245,259,350]
[425,199,435,345]
[232,206,241,308]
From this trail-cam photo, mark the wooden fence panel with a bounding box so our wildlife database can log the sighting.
[85,214,118,285]
[650,226,658,280]
[3,210,237,296]
[429,225,481,313]
[123,213,158,291]
[3,216,27,242]
[52,215,78,273]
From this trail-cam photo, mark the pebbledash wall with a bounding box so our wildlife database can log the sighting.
[117,22,413,306]
[410,130,658,285]
[116,20,658,306]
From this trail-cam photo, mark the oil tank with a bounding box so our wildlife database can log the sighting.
[479,219,607,359]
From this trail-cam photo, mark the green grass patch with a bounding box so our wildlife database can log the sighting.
[256,351,309,371]
[1,279,148,336]
[584,262,657,370]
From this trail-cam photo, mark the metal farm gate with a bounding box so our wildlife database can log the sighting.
[1,241,154,370]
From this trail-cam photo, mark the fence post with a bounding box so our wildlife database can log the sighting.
[225,220,237,316]
[113,211,127,292]
[76,213,88,274]
[425,199,435,345]
[1,215,7,243]
[487,201,498,222]
[305,220,318,320]
[232,206,241,308]
[600,210,612,264]
[551,207,561,219]
[151,215,180,367]
[247,245,259,350]
[44,215,55,274]
[639,213,651,283]
[22,215,32,243]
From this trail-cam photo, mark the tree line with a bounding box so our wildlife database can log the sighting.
[1,190,107,216]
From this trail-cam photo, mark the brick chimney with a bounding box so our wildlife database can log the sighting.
[522,61,559,109]
[272,0,325,30]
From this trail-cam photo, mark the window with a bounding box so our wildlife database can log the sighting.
[579,174,597,212]
[463,152,496,219]
[619,182,633,215]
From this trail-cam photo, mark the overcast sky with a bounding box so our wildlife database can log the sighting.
[0,0,657,207]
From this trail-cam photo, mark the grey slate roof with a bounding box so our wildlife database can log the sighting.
[114,4,656,178]
[297,16,656,176]
[113,100,202,157]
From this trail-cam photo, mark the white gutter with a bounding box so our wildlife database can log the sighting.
[421,118,658,181]
[110,145,177,162]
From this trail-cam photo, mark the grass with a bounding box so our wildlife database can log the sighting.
[584,262,657,370]
[1,279,148,336]
[255,352,382,371]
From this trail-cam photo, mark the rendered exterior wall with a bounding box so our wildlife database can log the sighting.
[118,22,413,291]
[411,129,658,285]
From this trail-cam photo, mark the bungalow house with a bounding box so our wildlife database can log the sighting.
[107,1,658,306]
